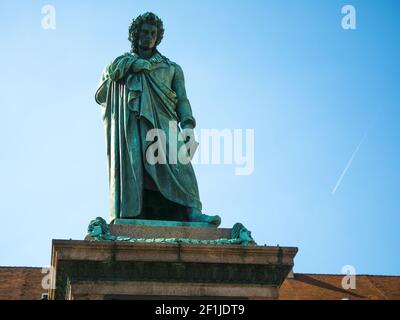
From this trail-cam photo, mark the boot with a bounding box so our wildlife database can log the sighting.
[188,209,221,227]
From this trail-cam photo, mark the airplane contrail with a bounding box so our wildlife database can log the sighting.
[332,131,368,195]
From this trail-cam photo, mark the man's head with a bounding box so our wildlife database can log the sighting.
[231,223,255,245]
[87,217,108,236]
[129,12,164,53]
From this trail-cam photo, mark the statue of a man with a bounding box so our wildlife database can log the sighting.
[95,12,221,226]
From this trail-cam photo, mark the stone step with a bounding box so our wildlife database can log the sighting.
[114,218,214,228]
[109,223,232,240]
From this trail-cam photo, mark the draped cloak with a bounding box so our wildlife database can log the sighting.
[95,52,202,222]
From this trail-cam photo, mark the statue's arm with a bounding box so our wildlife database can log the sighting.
[95,65,111,106]
[95,53,140,106]
[107,53,138,81]
[172,64,196,129]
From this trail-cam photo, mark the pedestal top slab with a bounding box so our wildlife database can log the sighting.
[51,239,298,265]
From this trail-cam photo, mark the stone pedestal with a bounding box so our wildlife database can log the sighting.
[49,225,298,300]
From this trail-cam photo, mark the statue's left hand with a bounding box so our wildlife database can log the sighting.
[132,59,151,73]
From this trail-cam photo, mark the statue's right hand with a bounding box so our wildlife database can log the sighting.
[132,59,151,72]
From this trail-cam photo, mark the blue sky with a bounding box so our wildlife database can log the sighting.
[0,0,399,276]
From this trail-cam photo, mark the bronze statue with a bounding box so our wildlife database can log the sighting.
[95,12,221,226]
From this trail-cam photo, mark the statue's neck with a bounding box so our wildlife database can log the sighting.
[138,47,156,59]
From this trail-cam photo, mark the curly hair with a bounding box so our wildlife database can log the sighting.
[128,12,165,53]
[231,223,245,239]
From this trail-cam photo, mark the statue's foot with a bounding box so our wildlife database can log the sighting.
[188,209,221,227]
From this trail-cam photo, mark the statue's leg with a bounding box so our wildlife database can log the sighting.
[141,138,221,225]
[141,170,190,221]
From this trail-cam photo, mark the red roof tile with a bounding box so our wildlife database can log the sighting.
[279,273,400,300]
[0,267,45,300]
[0,267,399,300]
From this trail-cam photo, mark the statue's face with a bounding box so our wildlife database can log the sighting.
[239,227,253,242]
[91,225,103,236]
[138,23,158,50]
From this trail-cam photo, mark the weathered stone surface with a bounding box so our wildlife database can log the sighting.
[109,224,231,240]
[114,219,215,228]
[68,281,278,300]
[49,239,298,300]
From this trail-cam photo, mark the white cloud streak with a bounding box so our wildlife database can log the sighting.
[332,131,368,195]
